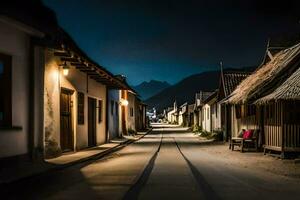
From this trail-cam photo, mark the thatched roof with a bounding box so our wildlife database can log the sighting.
[228,43,300,104]
[256,67,300,104]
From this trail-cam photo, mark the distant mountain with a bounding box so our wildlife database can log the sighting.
[145,67,257,112]
[145,71,220,112]
[133,80,171,100]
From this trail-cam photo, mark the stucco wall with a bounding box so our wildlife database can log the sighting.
[0,21,30,158]
[202,104,211,132]
[127,92,136,131]
[178,112,183,125]
[44,49,107,154]
[108,89,120,140]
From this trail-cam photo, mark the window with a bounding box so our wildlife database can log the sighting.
[130,107,134,117]
[77,92,84,124]
[98,100,103,123]
[0,53,12,127]
[110,100,114,115]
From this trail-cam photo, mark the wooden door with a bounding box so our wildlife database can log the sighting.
[88,97,97,147]
[60,88,74,152]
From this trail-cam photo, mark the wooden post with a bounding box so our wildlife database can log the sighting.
[280,101,284,157]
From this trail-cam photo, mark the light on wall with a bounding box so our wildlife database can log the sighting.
[120,99,129,106]
[60,61,69,76]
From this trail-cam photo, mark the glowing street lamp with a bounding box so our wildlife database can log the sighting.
[60,61,69,76]
[63,65,69,76]
[120,99,129,106]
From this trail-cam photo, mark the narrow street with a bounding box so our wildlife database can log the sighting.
[3,124,300,200]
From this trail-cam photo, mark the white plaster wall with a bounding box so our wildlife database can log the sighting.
[127,92,136,131]
[108,89,120,140]
[118,90,123,136]
[0,21,30,158]
[216,103,222,129]
[202,104,211,132]
[44,49,107,152]
[178,112,183,125]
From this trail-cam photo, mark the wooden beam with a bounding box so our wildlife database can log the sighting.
[54,51,70,57]
[79,69,96,73]
[60,57,79,62]
[87,72,98,75]
[70,62,86,66]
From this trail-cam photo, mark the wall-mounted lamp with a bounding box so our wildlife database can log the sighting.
[60,61,69,76]
[120,99,129,106]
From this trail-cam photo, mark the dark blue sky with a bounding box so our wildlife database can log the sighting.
[43,0,300,85]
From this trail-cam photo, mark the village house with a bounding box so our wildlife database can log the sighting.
[193,91,214,129]
[0,3,59,160]
[126,90,137,133]
[43,30,129,158]
[135,98,148,131]
[178,102,188,126]
[227,41,300,157]
[167,101,178,124]
[108,89,147,138]
[201,91,218,133]
[217,67,251,140]
[107,75,146,139]
[107,89,122,140]
[187,104,195,127]
[0,2,136,160]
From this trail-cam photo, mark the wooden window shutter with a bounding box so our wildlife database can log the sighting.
[77,92,85,124]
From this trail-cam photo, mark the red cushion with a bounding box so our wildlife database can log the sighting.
[243,130,253,139]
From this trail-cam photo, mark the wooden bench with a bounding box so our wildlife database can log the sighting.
[229,129,259,152]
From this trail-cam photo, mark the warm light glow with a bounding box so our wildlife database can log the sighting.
[63,68,69,76]
[51,69,59,82]
[120,99,129,106]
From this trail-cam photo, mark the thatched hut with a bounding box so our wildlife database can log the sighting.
[255,67,300,156]
[227,42,300,156]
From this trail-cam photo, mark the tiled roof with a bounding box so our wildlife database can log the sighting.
[222,71,250,97]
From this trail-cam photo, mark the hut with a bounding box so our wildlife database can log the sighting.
[217,68,252,140]
[255,67,300,156]
[228,42,300,156]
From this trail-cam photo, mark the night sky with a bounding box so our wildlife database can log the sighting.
[43,0,300,85]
